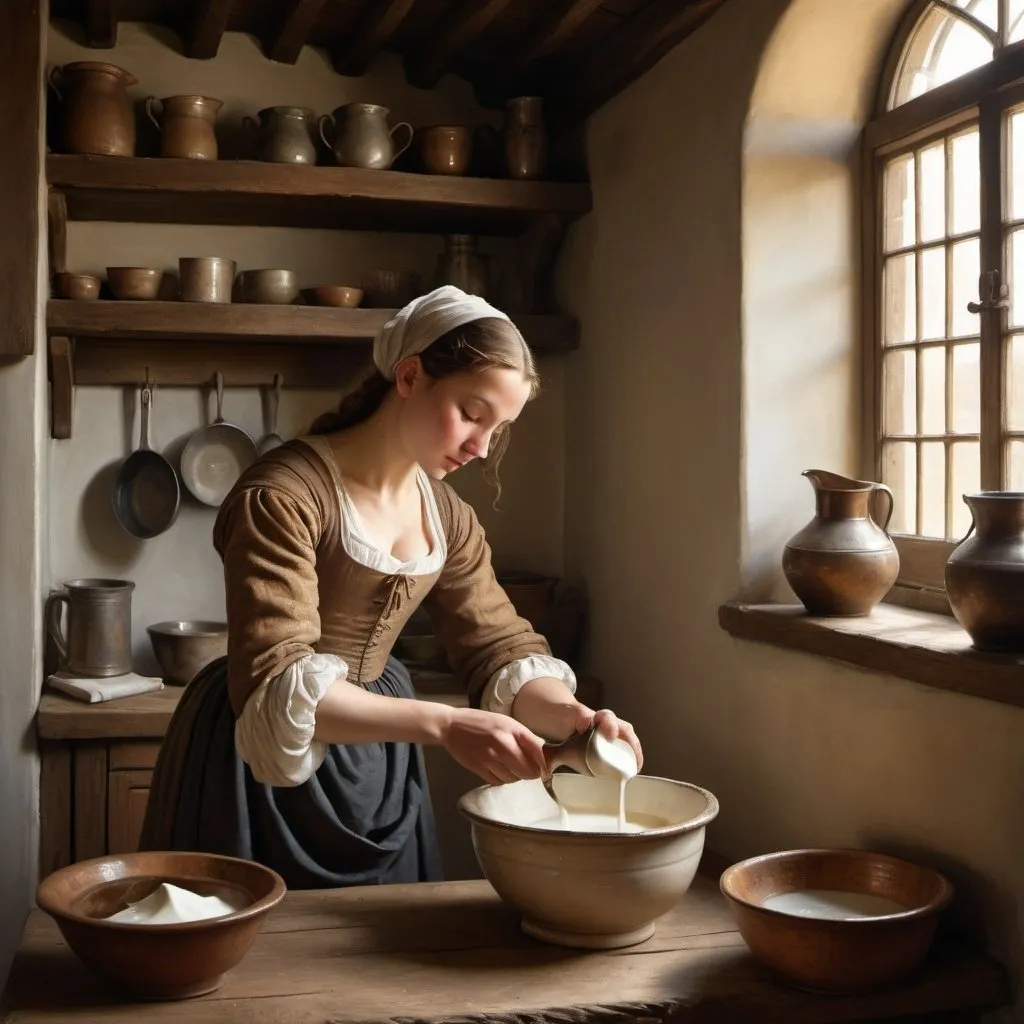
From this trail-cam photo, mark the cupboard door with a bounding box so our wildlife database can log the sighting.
[107,770,153,855]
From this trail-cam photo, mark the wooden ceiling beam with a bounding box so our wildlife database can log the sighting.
[550,0,727,124]
[405,0,517,90]
[86,0,118,47]
[500,0,602,80]
[333,0,416,77]
[186,0,233,60]
[263,0,326,64]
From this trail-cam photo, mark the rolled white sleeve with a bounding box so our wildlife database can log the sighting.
[480,655,576,715]
[234,652,347,787]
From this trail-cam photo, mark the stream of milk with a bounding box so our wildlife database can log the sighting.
[536,732,650,833]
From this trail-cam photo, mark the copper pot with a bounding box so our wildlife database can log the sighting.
[945,492,1024,651]
[782,469,899,616]
[49,62,137,157]
[146,95,221,160]
[418,125,472,175]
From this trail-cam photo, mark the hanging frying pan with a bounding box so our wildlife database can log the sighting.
[180,370,258,507]
[111,384,181,538]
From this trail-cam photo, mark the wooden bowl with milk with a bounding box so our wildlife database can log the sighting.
[36,851,285,1000]
[720,848,953,993]
[458,773,719,949]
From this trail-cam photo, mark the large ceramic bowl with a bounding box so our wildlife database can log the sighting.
[36,851,286,1000]
[458,774,718,949]
[720,848,953,993]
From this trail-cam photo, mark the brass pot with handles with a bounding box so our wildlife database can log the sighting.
[49,61,137,157]
[318,103,413,170]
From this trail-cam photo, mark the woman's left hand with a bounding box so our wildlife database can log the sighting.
[570,705,643,772]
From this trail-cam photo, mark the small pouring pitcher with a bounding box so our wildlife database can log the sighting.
[45,578,135,677]
[542,725,637,801]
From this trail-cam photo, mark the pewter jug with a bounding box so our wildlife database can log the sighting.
[946,492,1024,651]
[782,470,899,616]
[244,106,316,165]
[45,578,135,677]
[318,103,413,170]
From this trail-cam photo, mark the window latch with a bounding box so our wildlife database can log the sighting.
[967,270,1009,314]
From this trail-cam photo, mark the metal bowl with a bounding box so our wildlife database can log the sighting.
[147,620,228,685]
[237,269,298,305]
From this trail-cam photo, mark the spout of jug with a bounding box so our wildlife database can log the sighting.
[802,469,873,492]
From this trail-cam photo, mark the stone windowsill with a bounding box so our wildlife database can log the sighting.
[718,602,1024,709]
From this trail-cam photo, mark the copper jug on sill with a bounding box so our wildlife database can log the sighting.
[945,492,1024,651]
[782,470,899,616]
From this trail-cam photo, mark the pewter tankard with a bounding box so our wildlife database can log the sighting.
[46,578,135,677]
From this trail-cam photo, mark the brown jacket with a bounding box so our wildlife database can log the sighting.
[213,437,549,716]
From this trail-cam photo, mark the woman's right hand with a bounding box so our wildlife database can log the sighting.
[442,707,548,785]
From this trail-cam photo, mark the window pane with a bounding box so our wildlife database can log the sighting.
[951,342,980,433]
[1009,110,1024,221]
[1010,440,1024,488]
[1009,335,1024,430]
[890,8,993,109]
[918,143,946,243]
[883,349,917,435]
[921,346,946,435]
[884,253,916,344]
[951,237,980,337]
[921,441,946,537]
[1011,1,1024,43]
[921,246,946,339]
[1011,230,1024,328]
[883,442,917,534]
[951,0,997,28]
[950,129,980,234]
[950,442,980,538]
[884,154,916,251]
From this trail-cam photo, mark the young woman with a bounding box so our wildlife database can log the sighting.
[141,286,642,888]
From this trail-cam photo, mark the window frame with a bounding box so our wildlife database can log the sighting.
[864,0,1024,594]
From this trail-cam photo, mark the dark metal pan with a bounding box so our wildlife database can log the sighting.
[111,384,181,538]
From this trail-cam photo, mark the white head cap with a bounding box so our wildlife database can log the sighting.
[372,285,525,381]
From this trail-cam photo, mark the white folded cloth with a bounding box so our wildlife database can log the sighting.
[47,670,164,703]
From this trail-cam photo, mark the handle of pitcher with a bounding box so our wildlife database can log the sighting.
[390,122,414,162]
[144,96,162,131]
[872,482,895,533]
[44,591,69,667]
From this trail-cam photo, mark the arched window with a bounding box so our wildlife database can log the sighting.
[867,0,1024,590]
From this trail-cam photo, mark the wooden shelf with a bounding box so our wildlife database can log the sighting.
[46,300,578,351]
[45,300,578,439]
[47,155,592,235]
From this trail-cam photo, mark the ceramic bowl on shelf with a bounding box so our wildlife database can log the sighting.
[459,774,718,949]
[302,285,364,308]
[54,272,101,300]
[147,620,228,685]
[35,851,285,1001]
[720,848,954,994]
[106,266,163,300]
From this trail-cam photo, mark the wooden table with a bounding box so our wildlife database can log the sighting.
[0,877,1008,1024]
